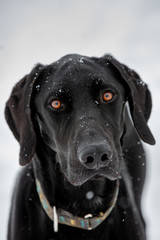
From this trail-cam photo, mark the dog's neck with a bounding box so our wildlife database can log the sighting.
[34,163,116,218]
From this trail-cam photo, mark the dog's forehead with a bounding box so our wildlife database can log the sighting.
[47,54,119,89]
[36,54,125,100]
[54,54,103,81]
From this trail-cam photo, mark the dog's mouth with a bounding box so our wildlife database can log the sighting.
[65,166,120,186]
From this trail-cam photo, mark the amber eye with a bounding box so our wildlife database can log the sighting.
[51,99,62,109]
[102,91,114,102]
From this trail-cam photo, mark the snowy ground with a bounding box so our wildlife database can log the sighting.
[0,0,160,239]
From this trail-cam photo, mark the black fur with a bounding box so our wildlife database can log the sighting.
[5,54,155,240]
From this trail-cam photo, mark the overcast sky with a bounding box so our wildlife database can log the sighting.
[0,0,160,239]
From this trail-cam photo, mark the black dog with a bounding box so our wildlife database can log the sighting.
[5,54,155,240]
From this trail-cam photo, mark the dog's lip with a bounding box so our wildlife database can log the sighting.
[91,171,120,181]
[67,168,120,186]
[92,165,120,178]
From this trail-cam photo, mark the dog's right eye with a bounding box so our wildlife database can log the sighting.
[51,99,62,110]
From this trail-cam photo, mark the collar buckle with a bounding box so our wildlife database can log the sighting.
[84,214,93,230]
[84,213,93,219]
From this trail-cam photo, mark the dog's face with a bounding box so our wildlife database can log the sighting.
[5,54,155,186]
[33,55,126,185]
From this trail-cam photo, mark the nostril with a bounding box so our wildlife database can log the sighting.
[101,153,108,162]
[78,144,112,169]
[86,156,94,164]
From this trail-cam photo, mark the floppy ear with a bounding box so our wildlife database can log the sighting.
[5,64,45,165]
[104,55,155,145]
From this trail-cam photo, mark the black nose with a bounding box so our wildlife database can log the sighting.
[78,144,112,169]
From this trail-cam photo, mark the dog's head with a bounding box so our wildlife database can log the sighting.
[5,54,155,186]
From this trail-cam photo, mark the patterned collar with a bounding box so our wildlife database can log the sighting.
[36,178,119,232]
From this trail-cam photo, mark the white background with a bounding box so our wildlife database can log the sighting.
[0,0,160,239]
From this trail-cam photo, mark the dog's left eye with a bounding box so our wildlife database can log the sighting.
[51,99,62,110]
